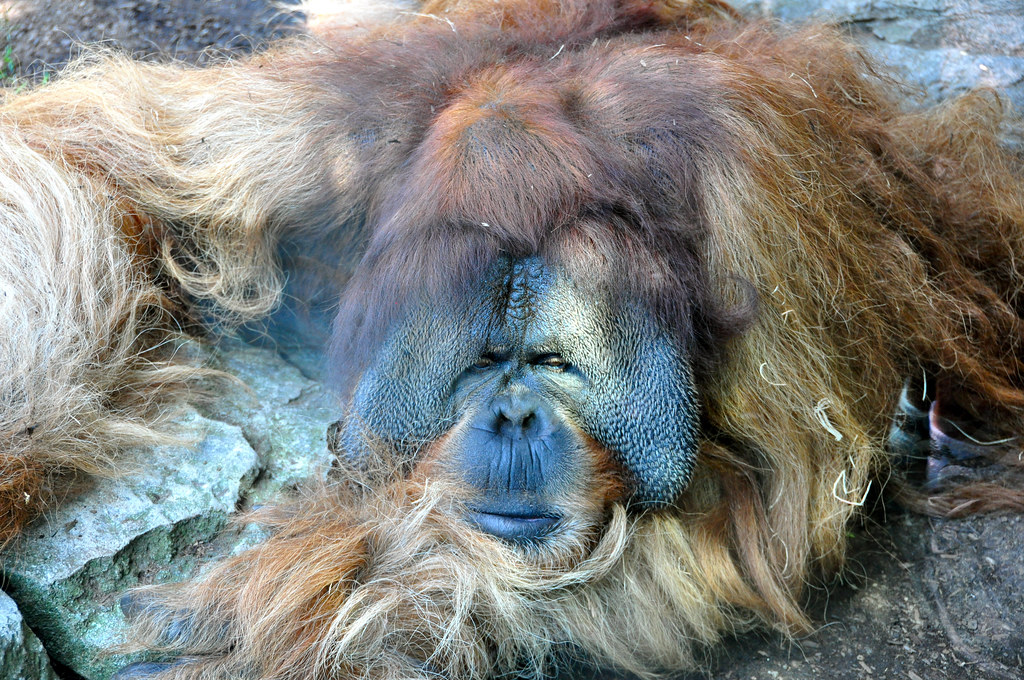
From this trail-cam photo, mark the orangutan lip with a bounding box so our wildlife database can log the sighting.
[465,508,561,541]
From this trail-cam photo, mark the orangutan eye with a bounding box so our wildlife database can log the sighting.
[472,354,498,370]
[534,353,568,370]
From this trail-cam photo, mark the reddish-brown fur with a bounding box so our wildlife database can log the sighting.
[2,1,1024,677]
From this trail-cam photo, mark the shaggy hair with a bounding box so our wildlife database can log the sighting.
[0,133,185,537]
[2,0,1024,677]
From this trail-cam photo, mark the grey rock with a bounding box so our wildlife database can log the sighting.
[200,338,338,506]
[867,41,1024,111]
[0,591,58,680]
[2,414,258,679]
[0,341,339,680]
[733,0,1024,109]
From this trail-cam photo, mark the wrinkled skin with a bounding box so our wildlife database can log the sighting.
[338,256,699,540]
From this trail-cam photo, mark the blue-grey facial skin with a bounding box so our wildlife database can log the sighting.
[338,256,700,516]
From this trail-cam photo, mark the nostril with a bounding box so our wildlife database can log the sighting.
[499,409,536,433]
[493,395,537,429]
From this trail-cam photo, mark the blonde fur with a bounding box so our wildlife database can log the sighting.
[126,462,748,680]
[0,131,180,536]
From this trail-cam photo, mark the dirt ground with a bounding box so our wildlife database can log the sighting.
[0,0,301,82]
[1,2,1022,679]
[693,509,1024,680]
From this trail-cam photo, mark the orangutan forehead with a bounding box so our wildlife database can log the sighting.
[451,256,604,351]
[500,258,549,326]
[394,51,727,239]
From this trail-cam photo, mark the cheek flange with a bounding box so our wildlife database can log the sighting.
[566,307,700,507]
